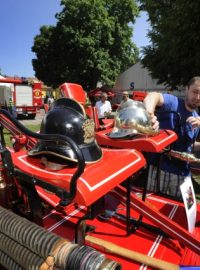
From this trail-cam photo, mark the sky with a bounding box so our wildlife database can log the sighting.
[0,1,150,78]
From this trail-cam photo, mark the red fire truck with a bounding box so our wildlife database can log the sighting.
[0,77,43,119]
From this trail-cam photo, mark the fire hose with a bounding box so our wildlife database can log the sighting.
[0,250,23,270]
[0,206,120,270]
[0,233,43,269]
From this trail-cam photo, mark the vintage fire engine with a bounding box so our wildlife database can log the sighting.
[0,76,42,119]
[0,83,199,270]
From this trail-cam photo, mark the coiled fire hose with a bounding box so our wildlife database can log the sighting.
[0,206,120,270]
[0,250,23,270]
[0,233,43,269]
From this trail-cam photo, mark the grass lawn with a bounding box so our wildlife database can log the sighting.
[24,124,40,132]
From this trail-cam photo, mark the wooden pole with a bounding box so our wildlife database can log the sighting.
[86,235,179,270]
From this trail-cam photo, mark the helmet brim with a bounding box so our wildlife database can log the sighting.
[28,140,102,164]
[107,129,138,139]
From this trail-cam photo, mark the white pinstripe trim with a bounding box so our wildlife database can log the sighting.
[17,149,143,192]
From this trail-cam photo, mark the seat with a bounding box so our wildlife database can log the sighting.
[59,82,114,131]
[11,148,145,207]
[59,83,87,105]
[83,104,114,131]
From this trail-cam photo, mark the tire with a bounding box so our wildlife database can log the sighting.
[28,114,36,119]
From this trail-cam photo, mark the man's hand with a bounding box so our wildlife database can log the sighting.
[143,92,163,131]
[186,116,200,129]
[148,112,159,130]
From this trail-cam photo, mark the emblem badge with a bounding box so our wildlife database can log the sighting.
[82,119,95,144]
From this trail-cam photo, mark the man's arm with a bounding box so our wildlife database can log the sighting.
[143,92,164,114]
[143,92,164,130]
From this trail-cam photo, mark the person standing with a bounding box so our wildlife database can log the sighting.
[47,95,54,107]
[95,92,112,124]
[8,97,17,118]
[117,91,134,111]
[143,76,200,199]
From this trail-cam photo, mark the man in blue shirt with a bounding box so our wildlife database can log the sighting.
[143,76,200,199]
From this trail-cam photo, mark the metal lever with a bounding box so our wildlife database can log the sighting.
[98,209,170,237]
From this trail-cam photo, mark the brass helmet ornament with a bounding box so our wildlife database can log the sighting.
[108,101,159,138]
[28,98,102,165]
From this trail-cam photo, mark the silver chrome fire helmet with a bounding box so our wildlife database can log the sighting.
[108,101,154,138]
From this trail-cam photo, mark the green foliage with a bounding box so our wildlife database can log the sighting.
[139,0,200,88]
[32,0,139,90]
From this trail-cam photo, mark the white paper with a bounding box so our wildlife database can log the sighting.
[180,176,196,232]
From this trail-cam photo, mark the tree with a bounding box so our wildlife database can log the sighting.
[139,0,200,88]
[32,0,139,90]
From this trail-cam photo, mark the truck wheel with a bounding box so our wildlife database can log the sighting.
[28,114,36,119]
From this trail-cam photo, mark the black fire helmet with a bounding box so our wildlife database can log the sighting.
[28,98,102,164]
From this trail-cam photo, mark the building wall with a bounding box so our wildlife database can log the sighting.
[114,62,167,92]
[112,62,185,104]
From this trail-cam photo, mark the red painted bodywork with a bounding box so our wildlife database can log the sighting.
[96,128,178,152]
[40,191,200,269]
[0,93,200,269]
[59,82,87,105]
[132,91,147,101]
[32,81,43,107]
[11,148,145,206]
[88,88,115,98]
